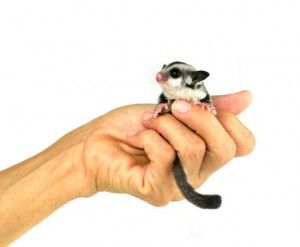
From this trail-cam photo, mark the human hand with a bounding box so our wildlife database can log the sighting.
[66,91,255,206]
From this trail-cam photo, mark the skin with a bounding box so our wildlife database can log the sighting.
[0,90,255,246]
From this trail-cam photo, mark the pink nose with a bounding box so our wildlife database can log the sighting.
[156,72,163,82]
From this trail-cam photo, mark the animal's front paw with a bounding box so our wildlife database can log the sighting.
[153,103,170,117]
[194,102,217,115]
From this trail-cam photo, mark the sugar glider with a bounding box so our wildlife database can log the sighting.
[154,61,221,209]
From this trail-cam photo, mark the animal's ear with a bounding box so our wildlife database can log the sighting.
[192,70,209,82]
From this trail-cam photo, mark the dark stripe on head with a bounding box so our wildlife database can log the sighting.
[164,61,187,69]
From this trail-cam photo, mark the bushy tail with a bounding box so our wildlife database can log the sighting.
[173,156,222,209]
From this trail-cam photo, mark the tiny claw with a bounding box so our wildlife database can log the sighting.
[194,102,217,115]
[153,103,170,117]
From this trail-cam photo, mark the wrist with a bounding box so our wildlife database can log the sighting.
[50,142,98,199]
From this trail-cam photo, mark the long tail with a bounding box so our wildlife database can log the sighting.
[173,156,222,209]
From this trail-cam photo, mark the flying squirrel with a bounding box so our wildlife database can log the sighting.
[154,61,221,209]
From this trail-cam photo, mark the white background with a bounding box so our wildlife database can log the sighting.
[0,0,299,246]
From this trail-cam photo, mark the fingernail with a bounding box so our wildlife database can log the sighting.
[142,111,153,121]
[172,100,191,113]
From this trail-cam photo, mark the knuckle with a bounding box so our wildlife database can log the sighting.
[217,139,237,164]
[141,129,156,139]
[183,139,206,161]
[141,128,175,164]
[149,198,169,207]
[143,190,170,207]
[237,131,256,156]
[137,174,172,207]
[172,194,184,202]
[161,146,176,164]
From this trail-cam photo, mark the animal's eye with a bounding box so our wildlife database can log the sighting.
[170,68,181,79]
[162,64,166,69]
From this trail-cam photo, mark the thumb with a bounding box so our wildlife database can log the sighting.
[213,90,252,115]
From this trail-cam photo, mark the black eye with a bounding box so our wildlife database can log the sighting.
[170,68,181,79]
[162,64,166,69]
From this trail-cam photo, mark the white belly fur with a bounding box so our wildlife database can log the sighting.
[162,85,207,103]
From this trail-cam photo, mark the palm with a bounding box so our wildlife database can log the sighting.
[83,104,170,202]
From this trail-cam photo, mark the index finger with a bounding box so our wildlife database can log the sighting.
[127,129,176,176]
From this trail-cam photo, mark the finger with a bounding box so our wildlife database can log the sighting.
[216,110,256,156]
[142,111,206,179]
[212,90,252,115]
[127,129,175,177]
[127,129,177,205]
[171,100,236,166]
